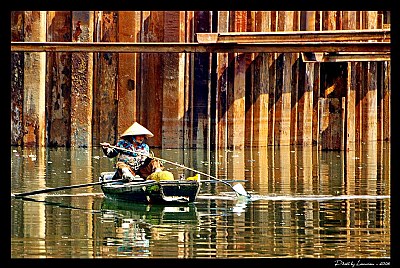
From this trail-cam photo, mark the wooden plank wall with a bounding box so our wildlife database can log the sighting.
[10,11,391,150]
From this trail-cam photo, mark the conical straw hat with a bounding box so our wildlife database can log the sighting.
[120,122,154,138]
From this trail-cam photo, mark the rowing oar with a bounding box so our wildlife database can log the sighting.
[12,178,124,198]
[101,143,250,197]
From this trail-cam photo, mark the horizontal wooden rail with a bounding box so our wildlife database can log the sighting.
[302,52,390,62]
[11,41,390,53]
[196,29,391,43]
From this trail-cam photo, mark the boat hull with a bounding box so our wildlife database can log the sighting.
[99,172,200,204]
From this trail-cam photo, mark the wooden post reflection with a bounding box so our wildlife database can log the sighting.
[70,147,93,257]
[299,146,313,194]
[23,146,46,256]
[228,148,245,185]
[251,146,269,194]
[363,142,377,196]
[274,146,291,194]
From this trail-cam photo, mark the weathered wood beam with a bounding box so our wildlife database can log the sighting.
[252,11,270,147]
[216,11,229,149]
[162,11,186,149]
[139,11,163,147]
[297,10,314,146]
[23,11,46,146]
[95,11,118,145]
[71,11,94,147]
[11,11,25,146]
[11,41,390,53]
[229,11,247,149]
[319,11,343,151]
[363,11,379,142]
[117,11,139,137]
[46,11,72,147]
[343,11,357,151]
[273,11,294,146]
[301,52,390,62]
[196,29,390,43]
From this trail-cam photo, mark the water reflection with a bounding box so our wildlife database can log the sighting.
[11,142,390,258]
[98,200,200,257]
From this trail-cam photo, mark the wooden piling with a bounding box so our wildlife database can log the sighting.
[244,11,256,148]
[312,11,322,146]
[228,11,247,149]
[268,11,277,146]
[117,11,140,137]
[289,12,300,146]
[183,11,195,148]
[11,11,25,146]
[71,11,94,147]
[46,11,71,147]
[23,11,46,146]
[343,11,357,151]
[191,11,213,149]
[93,11,118,145]
[252,11,270,147]
[362,11,378,142]
[216,11,230,149]
[139,11,163,147]
[274,11,295,146]
[162,11,186,148]
[319,11,346,150]
[297,11,315,146]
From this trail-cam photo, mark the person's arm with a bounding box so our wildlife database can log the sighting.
[101,142,119,158]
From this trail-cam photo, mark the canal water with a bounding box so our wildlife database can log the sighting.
[10,143,390,262]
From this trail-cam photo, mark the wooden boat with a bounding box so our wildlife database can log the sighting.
[99,172,201,204]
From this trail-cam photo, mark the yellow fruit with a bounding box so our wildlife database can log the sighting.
[186,174,200,181]
[147,170,175,181]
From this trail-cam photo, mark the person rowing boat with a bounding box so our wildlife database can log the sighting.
[101,122,163,182]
